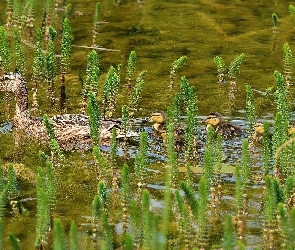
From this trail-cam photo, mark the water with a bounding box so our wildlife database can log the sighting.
[0,0,295,248]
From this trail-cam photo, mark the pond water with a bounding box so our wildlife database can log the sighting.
[0,0,295,249]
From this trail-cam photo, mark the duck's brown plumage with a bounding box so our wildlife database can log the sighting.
[0,72,137,151]
[205,112,243,139]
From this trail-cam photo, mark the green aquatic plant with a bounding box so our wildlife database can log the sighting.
[179,181,198,218]
[23,0,37,39]
[0,26,12,73]
[93,2,101,46]
[102,65,121,119]
[12,0,22,28]
[228,53,245,101]
[120,164,130,232]
[70,221,79,250]
[169,55,187,88]
[197,176,209,249]
[129,199,141,246]
[31,29,44,114]
[9,234,21,250]
[127,69,146,118]
[283,43,293,86]
[290,5,295,22]
[124,232,134,250]
[274,71,290,121]
[142,190,151,249]
[6,164,20,215]
[235,165,245,240]
[213,55,226,84]
[81,50,100,113]
[14,28,26,75]
[272,13,279,29]
[101,213,113,249]
[262,122,273,176]
[245,85,256,133]
[44,40,57,105]
[134,132,148,188]
[87,91,100,146]
[60,18,72,105]
[126,51,137,88]
[222,214,236,250]
[53,219,66,250]
[6,0,13,26]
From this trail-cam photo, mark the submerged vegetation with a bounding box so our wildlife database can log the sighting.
[1,0,295,249]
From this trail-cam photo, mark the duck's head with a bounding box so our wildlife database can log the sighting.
[149,110,166,124]
[254,122,264,135]
[204,112,221,127]
[288,124,295,136]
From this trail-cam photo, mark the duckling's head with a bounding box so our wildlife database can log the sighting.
[254,122,264,135]
[205,112,222,127]
[288,124,295,136]
[150,110,166,124]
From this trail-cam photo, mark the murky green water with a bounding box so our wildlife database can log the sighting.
[1,0,295,249]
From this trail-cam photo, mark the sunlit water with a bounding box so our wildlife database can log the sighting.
[1,0,295,248]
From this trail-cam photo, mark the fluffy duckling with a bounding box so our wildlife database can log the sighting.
[0,72,137,151]
[288,124,295,136]
[204,112,243,139]
[149,110,166,133]
[251,122,265,144]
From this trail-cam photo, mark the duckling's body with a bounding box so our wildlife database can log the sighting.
[0,73,137,151]
[205,112,242,139]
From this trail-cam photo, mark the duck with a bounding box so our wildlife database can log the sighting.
[250,122,265,144]
[204,112,243,139]
[149,110,166,134]
[288,123,295,136]
[0,72,138,151]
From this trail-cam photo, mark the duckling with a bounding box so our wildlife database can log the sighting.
[251,122,265,144]
[149,110,166,133]
[204,112,243,139]
[288,123,295,136]
[0,72,138,151]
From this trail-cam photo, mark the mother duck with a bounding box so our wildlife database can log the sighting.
[0,72,137,151]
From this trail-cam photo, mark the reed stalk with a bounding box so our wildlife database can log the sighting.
[169,56,187,89]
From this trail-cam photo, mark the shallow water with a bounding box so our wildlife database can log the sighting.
[1,0,295,249]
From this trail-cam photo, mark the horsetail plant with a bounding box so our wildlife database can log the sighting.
[31,29,44,114]
[272,13,279,32]
[92,2,101,46]
[222,214,236,250]
[81,50,100,113]
[283,43,293,87]
[93,146,109,181]
[245,85,256,134]
[60,18,72,108]
[87,91,100,146]
[128,69,147,118]
[126,51,137,88]
[6,164,20,215]
[70,221,79,250]
[213,55,226,85]
[124,233,134,250]
[23,0,37,40]
[169,55,187,89]
[134,132,148,189]
[262,122,273,176]
[273,71,289,121]
[102,65,121,118]
[179,181,198,219]
[53,219,66,250]
[9,234,21,250]
[290,5,295,22]
[14,28,26,75]
[12,0,22,29]
[129,199,141,247]
[277,203,288,249]
[0,26,12,73]
[120,164,131,233]
[44,40,57,106]
[142,189,152,249]
[6,0,13,26]
[228,53,244,101]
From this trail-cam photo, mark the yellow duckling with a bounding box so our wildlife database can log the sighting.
[288,124,295,136]
[251,122,265,144]
[149,110,166,133]
[0,72,137,151]
[204,112,243,139]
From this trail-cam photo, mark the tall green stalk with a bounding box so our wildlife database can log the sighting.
[169,55,187,88]
[92,2,101,46]
[222,214,236,250]
[14,28,26,75]
[134,132,148,188]
[53,219,66,250]
[0,26,12,73]
[70,221,79,250]
[283,43,293,86]
[245,85,256,134]
[126,51,137,88]
[87,91,100,146]
[213,55,226,84]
